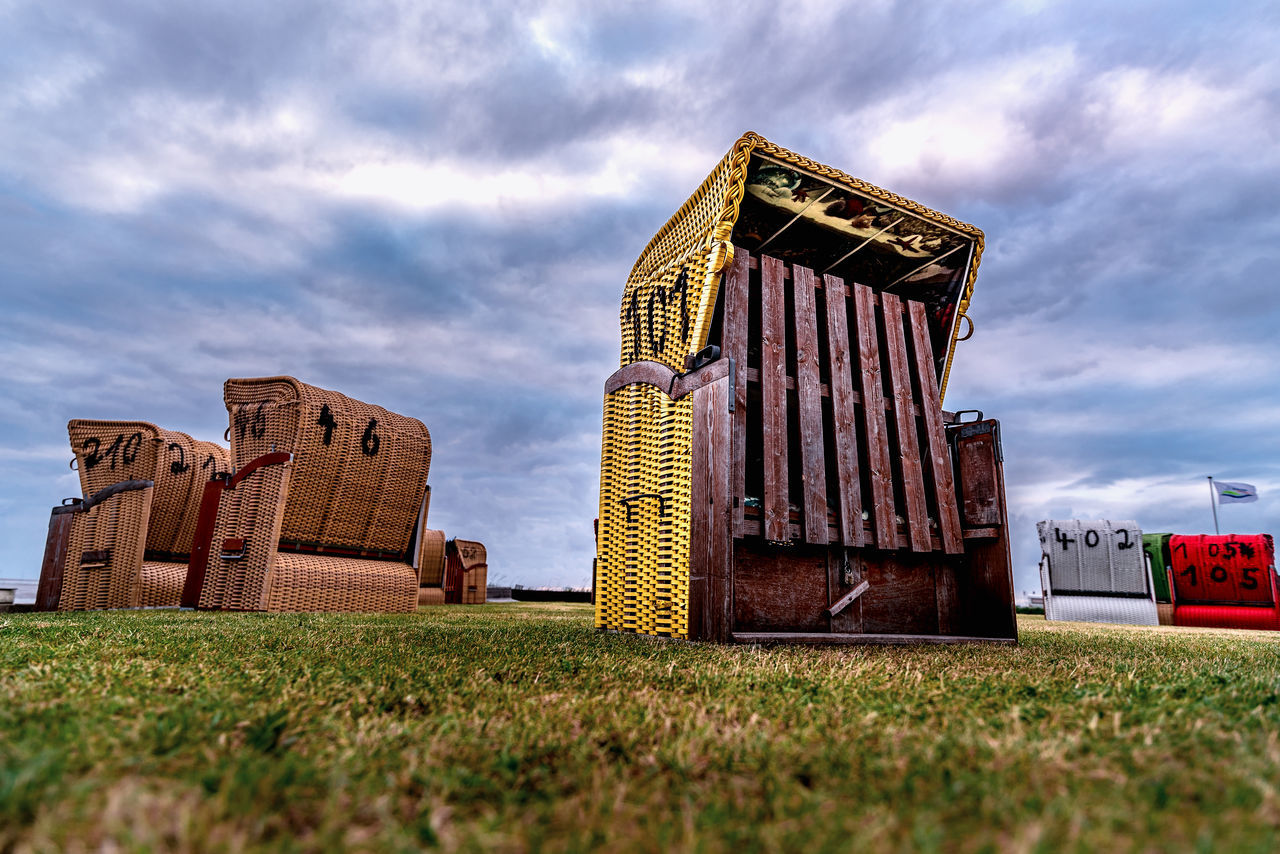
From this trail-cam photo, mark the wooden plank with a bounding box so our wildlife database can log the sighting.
[955,423,1002,527]
[880,292,929,552]
[825,579,869,617]
[936,563,958,635]
[707,376,733,643]
[823,274,863,546]
[952,418,1017,641]
[852,283,896,549]
[732,632,1016,646]
[724,247,751,538]
[828,548,865,633]
[35,506,77,611]
[907,301,963,554]
[690,375,734,642]
[792,264,827,544]
[761,255,789,542]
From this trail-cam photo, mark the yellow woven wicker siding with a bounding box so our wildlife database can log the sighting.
[597,383,691,638]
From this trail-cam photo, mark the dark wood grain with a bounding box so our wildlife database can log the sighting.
[732,631,1016,645]
[761,255,789,542]
[936,563,958,635]
[823,274,864,547]
[35,506,77,611]
[880,292,930,552]
[724,246,751,538]
[690,374,734,641]
[792,264,828,544]
[954,422,1002,527]
[828,547,865,633]
[738,367,924,414]
[706,376,734,642]
[952,419,1017,640]
[852,282,896,549]
[859,556,937,634]
[733,543,827,631]
[907,300,963,554]
[603,358,731,401]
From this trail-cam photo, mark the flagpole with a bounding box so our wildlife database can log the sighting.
[1207,476,1220,535]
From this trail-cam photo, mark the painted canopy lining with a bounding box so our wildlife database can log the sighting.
[728,153,977,382]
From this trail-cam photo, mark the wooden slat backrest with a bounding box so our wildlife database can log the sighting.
[792,265,828,545]
[908,301,964,553]
[760,255,789,542]
[723,249,750,539]
[881,291,929,551]
[727,248,963,554]
[823,272,864,548]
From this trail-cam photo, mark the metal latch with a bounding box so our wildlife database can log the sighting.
[220,538,248,560]
[80,549,110,569]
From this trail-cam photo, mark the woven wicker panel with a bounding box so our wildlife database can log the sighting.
[223,377,431,554]
[418,529,447,587]
[418,587,446,606]
[461,564,488,604]
[454,539,486,570]
[139,561,186,607]
[197,459,291,611]
[596,383,692,638]
[148,431,230,557]
[59,487,152,610]
[1043,594,1159,626]
[69,420,163,496]
[1037,520,1147,595]
[265,553,417,613]
[1174,603,1280,631]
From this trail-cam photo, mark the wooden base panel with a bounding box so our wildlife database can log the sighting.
[733,632,1018,646]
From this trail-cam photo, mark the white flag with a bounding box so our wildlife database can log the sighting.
[1215,481,1258,504]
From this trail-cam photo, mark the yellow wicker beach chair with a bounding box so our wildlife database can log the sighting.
[38,420,229,610]
[596,132,1015,644]
[184,377,431,612]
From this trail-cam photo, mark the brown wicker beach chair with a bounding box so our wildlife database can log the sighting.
[443,539,487,604]
[36,420,229,610]
[417,528,447,606]
[183,377,431,612]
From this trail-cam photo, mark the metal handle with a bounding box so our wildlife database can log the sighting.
[956,313,975,342]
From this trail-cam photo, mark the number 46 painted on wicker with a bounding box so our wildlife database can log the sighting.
[314,405,380,456]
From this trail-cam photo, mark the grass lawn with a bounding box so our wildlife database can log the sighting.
[2,604,1279,852]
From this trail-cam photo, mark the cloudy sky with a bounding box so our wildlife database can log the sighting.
[1,0,1277,595]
